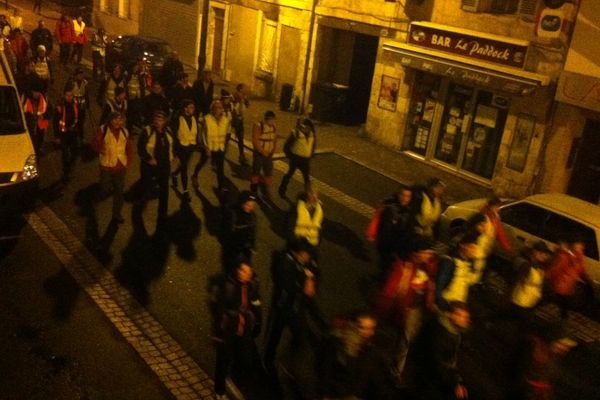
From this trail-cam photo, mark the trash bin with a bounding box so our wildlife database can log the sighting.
[279,84,294,112]
[310,82,349,124]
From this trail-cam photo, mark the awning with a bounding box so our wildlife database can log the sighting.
[383,42,550,96]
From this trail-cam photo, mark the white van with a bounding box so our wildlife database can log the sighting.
[0,50,38,214]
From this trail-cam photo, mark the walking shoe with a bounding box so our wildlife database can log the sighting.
[112,215,125,224]
[182,191,191,202]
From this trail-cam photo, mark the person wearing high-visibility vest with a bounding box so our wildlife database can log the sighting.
[65,68,89,144]
[23,81,50,154]
[91,28,107,79]
[92,112,133,224]
[171,99,199,201]
[138,110,176,225]
[54,87,80,183]
[70,15,86,64]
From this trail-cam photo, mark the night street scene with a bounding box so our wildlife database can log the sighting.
[1,0,600,399]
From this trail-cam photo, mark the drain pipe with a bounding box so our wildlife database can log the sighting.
[299,0,319,115]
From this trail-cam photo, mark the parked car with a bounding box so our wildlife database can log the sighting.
[0,50,38,217]
[440,193,600,297]
[105,35,172,76]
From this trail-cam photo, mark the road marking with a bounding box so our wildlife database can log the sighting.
[27,206,215,400]
[271,158,376,218]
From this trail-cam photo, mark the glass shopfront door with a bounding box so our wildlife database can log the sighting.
[404,72,510,180]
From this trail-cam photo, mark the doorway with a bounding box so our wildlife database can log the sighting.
[311,27,378,125]
[432,82,508,179]
[568,120,600,204]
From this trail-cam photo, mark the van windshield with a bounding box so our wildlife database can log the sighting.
[0,87,26,135]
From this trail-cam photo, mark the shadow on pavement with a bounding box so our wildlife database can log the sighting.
[113,201,171,306]
[321,218,371,262]
[43,267,80,321]
[165,200,201,262]
[0,215,26,263]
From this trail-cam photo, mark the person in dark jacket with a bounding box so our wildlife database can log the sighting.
[137,110,176,224]
[54,87,80,183]
[213,262,262,399]
[142,81,171,125]
[192,69,214,117]
[158,51,184,91]
[263,238,327,373]
[167,72,193,112]
[436,232,479,311]
[29,19,54,57]
[426,301,470,400]
[222,191,257,273]
[376,185,416,273]
[320,312,396,400]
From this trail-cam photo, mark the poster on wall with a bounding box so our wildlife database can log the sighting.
[378,75,400,112]
[507,114,536,172]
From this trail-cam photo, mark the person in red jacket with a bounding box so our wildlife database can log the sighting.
[9,28,29,71]
[55,14,73,65]
[547,236,592,320]
[376,239,437,382]
[92,112,133,224]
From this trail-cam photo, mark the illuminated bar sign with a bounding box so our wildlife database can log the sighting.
[408,22,529,68]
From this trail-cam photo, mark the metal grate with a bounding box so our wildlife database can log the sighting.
[519,0,540,19]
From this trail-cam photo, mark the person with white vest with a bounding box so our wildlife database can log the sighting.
[292,185,324,258]
[435,232,479,311]
[92,112,132,224]
[192,100,231,195]
[279,118,316,199]
[138,110,176,223]
[171,99,199,201]
[415,177,445,240]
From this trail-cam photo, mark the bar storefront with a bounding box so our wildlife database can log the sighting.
[373,22,552,194]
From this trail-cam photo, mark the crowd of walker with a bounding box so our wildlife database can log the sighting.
[1,10,594,400]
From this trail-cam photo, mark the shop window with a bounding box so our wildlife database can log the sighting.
[257,18,277,74]
[118,0,130,19]
[403,72,442,156]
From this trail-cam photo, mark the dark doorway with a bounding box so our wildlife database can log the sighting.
[310,28,378,125]
[568,119,600,205]
[347,33,378,125]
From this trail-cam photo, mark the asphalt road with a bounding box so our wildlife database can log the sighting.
[2,57,600,400]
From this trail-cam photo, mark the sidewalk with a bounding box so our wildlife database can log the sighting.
[10,0,492,205]
[239,99,493,205]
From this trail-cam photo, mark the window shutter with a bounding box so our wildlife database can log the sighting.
[461,0,488,12]
[519,0,540,20]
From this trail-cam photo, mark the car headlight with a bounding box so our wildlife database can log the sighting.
[22,154,38,181]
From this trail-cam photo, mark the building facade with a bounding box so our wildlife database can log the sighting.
[93,0,598,203]
[366,0,581,199]
[548,0,599,205]
[93,0,141,35]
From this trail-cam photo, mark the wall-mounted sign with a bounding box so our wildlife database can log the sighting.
[556,70,600,112]
[393,49,538,95]
[408,22,529,68]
